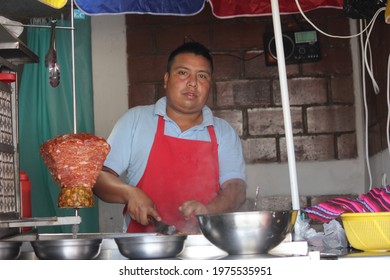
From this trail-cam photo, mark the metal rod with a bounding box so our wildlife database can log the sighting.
[270,0,300,211]
[72,208,79,238]
[1,23,74,30]
[0,216,82,228]
[71,0,77,133]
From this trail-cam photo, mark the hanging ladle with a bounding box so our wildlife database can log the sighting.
[45,20,60,88]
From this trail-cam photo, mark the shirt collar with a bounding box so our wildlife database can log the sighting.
[154,97,214,128]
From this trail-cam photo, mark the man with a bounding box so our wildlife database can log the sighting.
[94,42,247,233]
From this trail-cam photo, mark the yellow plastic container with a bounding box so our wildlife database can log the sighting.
[39,0,68,9]
[341,212,390,252]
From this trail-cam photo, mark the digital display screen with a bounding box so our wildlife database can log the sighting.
[294,31,317,44]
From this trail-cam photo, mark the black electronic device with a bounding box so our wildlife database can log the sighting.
[263,30,320,66]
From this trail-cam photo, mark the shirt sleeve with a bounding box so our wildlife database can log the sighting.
[103,105,157,185]
[214,117,247,186]
[103,109,137,176]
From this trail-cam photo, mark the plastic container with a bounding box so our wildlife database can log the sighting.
[20,170,32,232]
[38,0,68,9]
[341,212,390,252]
[0,73,16,84]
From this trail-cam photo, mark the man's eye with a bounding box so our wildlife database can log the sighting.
[198,73,210,80]
[178,70,187,75]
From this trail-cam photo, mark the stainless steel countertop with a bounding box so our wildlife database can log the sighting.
[5,233,314,260]
[17,236,301,260]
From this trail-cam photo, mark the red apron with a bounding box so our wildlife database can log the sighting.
[126,115,220,233]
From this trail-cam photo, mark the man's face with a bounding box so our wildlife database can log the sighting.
[164,53,212,116]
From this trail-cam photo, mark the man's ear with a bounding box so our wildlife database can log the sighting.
[163,72,169,89]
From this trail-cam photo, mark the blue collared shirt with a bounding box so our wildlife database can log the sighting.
[104,97,246,187]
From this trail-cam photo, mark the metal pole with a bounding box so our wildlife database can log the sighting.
[2,23,74,30]
[270,0,300,211]
[71,0,77,133]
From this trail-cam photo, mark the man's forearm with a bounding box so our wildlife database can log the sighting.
[206,178,246,214]
[93,170,134,204]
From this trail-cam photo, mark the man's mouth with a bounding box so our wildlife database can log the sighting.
[183,91,197,99]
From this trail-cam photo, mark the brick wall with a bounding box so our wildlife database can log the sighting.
[126,5,358,164]
[365,19,390,156]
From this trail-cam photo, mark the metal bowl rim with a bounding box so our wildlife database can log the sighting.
[196,209,297,217]
[31,238,103,248]
[0,241,23,248]
[114,234,187,244]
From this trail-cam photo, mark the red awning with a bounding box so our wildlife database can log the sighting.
[209,0,343,18]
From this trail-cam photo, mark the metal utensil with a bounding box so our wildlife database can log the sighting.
[44,20,60,87]
[149,216,177,235]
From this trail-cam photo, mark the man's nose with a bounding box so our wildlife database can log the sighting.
[187,74,198,88]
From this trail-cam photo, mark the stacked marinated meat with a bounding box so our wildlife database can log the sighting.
[40,133,110,208]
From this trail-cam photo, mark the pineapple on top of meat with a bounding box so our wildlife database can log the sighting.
[57,186,95,208]
[40,133,110,208]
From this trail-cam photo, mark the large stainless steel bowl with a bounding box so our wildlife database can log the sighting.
[197,210,298,255]
[0,241,22,260]
[115,233,187,259]
[31,235,102,260]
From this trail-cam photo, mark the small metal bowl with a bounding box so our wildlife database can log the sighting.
[0,241,22,260]
[31,235,102,260]
[115,233,187,259]
[197,210,298,255]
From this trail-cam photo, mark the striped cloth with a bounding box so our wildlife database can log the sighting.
[304,185,390,223]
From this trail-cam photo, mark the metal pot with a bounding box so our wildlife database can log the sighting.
[115,233,187,259]
[31,234,102,260]
[197,210,298,255]
[0,241,22,260]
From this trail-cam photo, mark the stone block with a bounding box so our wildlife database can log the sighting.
[241,138,276,163]
[307,105,355,133]
[280,135,335,161]
[215,80,271,107]
[309,194,358,207]
[273,77,328,106]
[248,107,303,136]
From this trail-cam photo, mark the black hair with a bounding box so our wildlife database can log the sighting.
[166,42,214,74]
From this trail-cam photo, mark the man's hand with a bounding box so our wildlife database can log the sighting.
[94,170,161,226]
[125,187,161,225]
[179,200,209,220]
[179,178,246,221]
[178,200,207,232]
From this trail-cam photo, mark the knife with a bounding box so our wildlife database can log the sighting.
[149,216,177,235]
